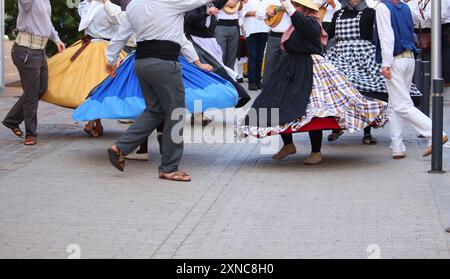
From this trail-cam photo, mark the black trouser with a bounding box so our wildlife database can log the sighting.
[246,32,268,84]
[3,44,48,137]
[281,130,323,153]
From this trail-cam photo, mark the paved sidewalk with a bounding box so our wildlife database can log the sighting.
[0,41,449,258]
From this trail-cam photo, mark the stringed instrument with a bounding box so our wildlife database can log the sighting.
[264,5,286,28]
[318,0,336,21]
[223,0,241,14]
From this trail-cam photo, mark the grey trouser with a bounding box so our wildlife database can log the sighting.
[215,25,240,69]
[262,35,285,87]
[116,57,185,173]
[3,43,48,137]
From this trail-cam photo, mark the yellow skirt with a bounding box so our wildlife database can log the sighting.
[42,40,126,109]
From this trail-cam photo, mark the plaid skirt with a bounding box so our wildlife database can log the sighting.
[325,39,422,98]
[238,55,389,138]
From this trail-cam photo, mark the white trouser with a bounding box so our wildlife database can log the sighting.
[385,58,434,154]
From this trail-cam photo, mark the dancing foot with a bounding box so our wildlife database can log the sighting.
[272,143,297,160]
[304,152,322,165]
[107,145,125,172]
[159,171,191,182]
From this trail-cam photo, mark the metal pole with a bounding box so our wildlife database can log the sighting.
[422,61,431,117]
[0,0,5,90]
[429,0,445,174]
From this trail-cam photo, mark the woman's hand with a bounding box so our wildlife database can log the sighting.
[381,67,392,80]
[194,60,213,72]
[106,62,119,77]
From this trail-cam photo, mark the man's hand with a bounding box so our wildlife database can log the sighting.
[194,60,213,72]
[266,8,275,17]
[55,41,65,53]
[208,6,219,16]
[106,62,119,77]
[225,0,238,8]
[381,67,392,80]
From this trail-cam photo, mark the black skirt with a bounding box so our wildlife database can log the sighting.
[246,54,314,126]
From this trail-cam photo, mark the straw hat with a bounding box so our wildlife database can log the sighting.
[291,0,319,11]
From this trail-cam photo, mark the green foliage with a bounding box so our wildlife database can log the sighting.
[5,0,82,55]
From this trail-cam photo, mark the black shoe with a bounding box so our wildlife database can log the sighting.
[236,78,244,83]
[248,83,258,91]
[255,81,262,89]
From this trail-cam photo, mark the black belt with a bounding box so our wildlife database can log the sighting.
[217,19,239,27]
[269,31,283,38]
[136,40,181,61]
[414,28,431,34]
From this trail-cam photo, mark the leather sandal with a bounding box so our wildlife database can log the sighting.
[83,126,99,138]
[107,146,125,172]
[2,122,24,138]
[94,120,104,137]
[159,171,191,182]
[24,136,37,146]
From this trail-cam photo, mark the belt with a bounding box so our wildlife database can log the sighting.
[269,31,283,38]
[394,51,414,59]
[217,19,239,27]
[15,31,48,50]
[136,40,181,61]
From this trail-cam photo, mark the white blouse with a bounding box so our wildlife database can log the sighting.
[78,1,123,40]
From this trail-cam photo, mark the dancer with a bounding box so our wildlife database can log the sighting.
[2,0,65,146]
[325,0,421,144]
[216,0,248,69]
[42,0,127,138]
[238,0,388,165]
[242,0,269,90]
[184,0,251,122]
[105,0,214,182]
[256,0,292,87]
[375,0,447,159]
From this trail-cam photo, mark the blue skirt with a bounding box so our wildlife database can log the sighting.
[73,53,238,121]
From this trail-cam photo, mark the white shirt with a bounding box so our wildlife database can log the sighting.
[218,2,240,20]
[16,0,61,43]
[106,0,211,64]
[406,0,450,28]
[313,0,341,23]
[78,1,123,40]
[375,2,396,67]
[242,0,270,37]
[366,0,378,8]
[256,0,291,33]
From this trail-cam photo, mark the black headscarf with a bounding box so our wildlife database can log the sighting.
[342,0,368,11]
